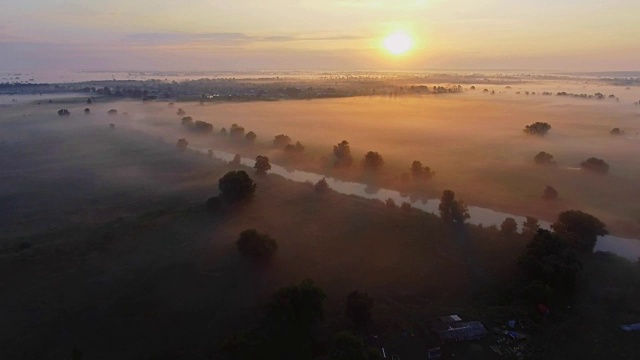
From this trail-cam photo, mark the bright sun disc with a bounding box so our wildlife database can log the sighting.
[383,32,413,55]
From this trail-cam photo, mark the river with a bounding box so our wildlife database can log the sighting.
[190,146,640,261]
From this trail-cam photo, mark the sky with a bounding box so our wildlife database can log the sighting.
[1,0,640,72]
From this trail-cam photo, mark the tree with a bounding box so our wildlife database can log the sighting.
[206,196,223,213]
[610,127,625,136]
[284,141,305,154]
[522,216,540,238]
[438,190,470,223]
[177,108,186,116]
[57,108,70,116]
[501,217,518,235]
[181,116,193,127]
[523,122,551,136]
[230,123,245,138]
[543,185,558,200]
[534,151,555,165]
[518,229,582,293]
[273,134,292,148]
[176,138,188,151]
[333,140,353,167]
[219,127,228,137]
[236,229,278,259]
[314,178,329,193]
[245,131,257,143]
[107,109,118,115]
[345,291,374,330]
[254,155,271,175]
[194,120,213,132]
[385,198,396,208]
[218,170,256,202]
[267,279,326,333]
[552,210,608,253]
[329,331,368,360]
[86,97,93,104]
[410,160,435,180]
[84,108,90,115]
[362,151,384,171]
[230,154,241,166]
[400,202,412,211]
[580,157,609,174]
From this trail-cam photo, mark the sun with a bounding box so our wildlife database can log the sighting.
[383,32,413,55]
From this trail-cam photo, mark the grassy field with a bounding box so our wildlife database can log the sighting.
[1,95,639,359]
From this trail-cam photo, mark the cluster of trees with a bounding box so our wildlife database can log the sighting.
[410,160,435,180]
[180,116,214,133]
[517,210,607,304]
[57,109,70,116]
[220,281,382,359]
[523,122,551,136]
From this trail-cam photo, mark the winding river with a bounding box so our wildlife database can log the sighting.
[194,146,640,261]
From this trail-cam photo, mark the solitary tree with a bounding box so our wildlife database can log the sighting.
[534,151,555,165]
[236,229,278,259]
[363,151,384,171]
[438,190,470,223]
[610,128,625,136]
[580,157,609,174]
[523,122,551,136]
[552,210,608,253]
[176,138,188,151]
[254,155,271,175]
[219,127,228,137]
[333,140,353,167]
[84,108,90,115]
[218,170,256,202]
[181,116,194,127]
[230,154,242,166]
[501,217,518,236]
[314,178,329,193]
[245,131,257,143]
[273,134,292,148]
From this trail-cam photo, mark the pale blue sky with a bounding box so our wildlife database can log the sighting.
[1,0,639,71]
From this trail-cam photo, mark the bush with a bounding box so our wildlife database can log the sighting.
[236,229,278,259]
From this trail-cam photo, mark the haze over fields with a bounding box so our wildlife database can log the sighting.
[2,0,640,359]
